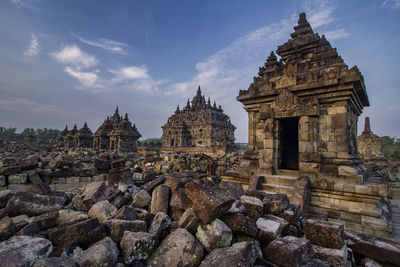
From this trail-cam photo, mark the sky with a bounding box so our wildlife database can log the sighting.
[0,0,399,143]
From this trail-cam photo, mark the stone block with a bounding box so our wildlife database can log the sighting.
[105,219,147,243]
[304,218,345,249]
[121,231,158,263]
[196,219,232,252]
[262,194,289,215]
[8,173,28,184]
[178,208,200,234]
[77,236,119,267]
[150,185,170,214]
[221,213,257,237]
[240,195,263,220]
[256,215,288,247]
[88,200,117,223]
[263,236,314,267]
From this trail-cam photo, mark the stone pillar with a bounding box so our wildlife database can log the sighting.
[248,112,256,151]
[299,116,320,173]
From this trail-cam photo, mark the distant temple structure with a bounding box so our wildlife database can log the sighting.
[358,117,383,159]
[237,13,369,181]
[53,107,141,152]
[161,86,236,154]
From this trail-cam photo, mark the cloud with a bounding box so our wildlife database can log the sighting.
[382,0,400,9]
[303,1,336,28]
[0,96,61,113]
[112,66,149,81]
[75,35,129,54]
[10,0,24,8]
[65,67,98,88]
[24,33,41,57]
[51,45,98,69]
[324,28,350,40]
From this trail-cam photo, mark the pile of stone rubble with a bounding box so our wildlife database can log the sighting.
[0,167,399,267]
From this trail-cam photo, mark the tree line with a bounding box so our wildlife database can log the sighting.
[0,127,60,144]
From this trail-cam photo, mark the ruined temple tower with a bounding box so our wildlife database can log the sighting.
[237,13,369,182]
[358,117,383,159]
[162,86,236,154]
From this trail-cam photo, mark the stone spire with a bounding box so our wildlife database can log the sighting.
[83,122,88,129]
[207,97,211,107]
[176,105,180,113]
[124,113,129,120]
[266,51,277,65]
[114,106,119,115]
[291,12,314,38]
[186,99,191,109]
[196,85,201,97]
[213,101,217,109]
[362,117,372,135]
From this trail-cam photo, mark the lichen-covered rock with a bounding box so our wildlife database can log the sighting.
[196,219,232,252]
[0,235,53,267]
[199,241,258,267]
[149,212,171,238]
[185,180,235,224]
[6,191,65,217]
[263,236,314,267]
[239,195,263,220]
[8,173,28,184]
[132,190,152,208]
[48,218,107,248]
[345,228,400,266]
[33,257,77,267]
[120,231,158,263]
[105,219,147,243]
[304,218,344,249]
[256,215,288,247]
[150,185,170,214]
[88,200,117,223]
[222,213,257,237]
[146,228,204,267]
[76,237,119,267]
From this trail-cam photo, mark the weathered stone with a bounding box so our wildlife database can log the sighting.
[0,190,14,208]
[0,166,21,176]
[196,218,232,252]
[88,200,117,223]
[80,181,110,210]
[0,175,5,187]
[0,216,27,241]
[146,228,204,267]
[222,213,257,237]
[185,180,235,224]
[178,208,200,234]
[32,211,59,230]
[8,173,28,184]
[141,175,166,193]
[248,175,264,190]
[219,181,245,200]
[76,237,119,267]
[105,219,147,243]
[6,191,65,217]
[304,218,344,249]
[132,189,152,208]
[27,183,52,195]
[150,185,170,214]
[240,195,263,220]
[361,257,384,267]
[256,215,289,247]
[345,228,400,266]
[56,209,89,225]
[108,167,133,188]
[120,231,158,263]
[114,205,137,221]
[136,208,155,228]
[199,241,259,267]
[149,212,171,237]
[15,222,40,236]
[20,155,38,170]
[263,236,314,267]
[0,236,53,267]
[312,244,347,267]
[262,194,289,215]
[48,218,107,248]
[33,257,77,267]
[291,176,310,216]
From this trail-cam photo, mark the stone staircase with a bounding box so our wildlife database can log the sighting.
[261,174,297,202]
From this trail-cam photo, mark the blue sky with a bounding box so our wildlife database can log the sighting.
[0,0,399,142]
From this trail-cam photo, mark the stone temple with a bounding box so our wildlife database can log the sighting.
[161,86,236,155]
[53,107,141,152]
[358,117,383,160]
[237,13,369,182]
[224,13,392,237]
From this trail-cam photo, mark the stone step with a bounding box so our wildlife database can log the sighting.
[261,183,294,200]
[275,169,299,177]
[264,175,297,187]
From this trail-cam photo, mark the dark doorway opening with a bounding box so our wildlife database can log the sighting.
[279,117,299,170]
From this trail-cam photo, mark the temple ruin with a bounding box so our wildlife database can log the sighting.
[358,117,383,159]
[224,13,392,237]
[54,107,141,152]
[161,86,236,155]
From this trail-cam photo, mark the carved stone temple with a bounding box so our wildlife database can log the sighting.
[237,13,369,182]
[161,86,236,155]
[54,107,141,152]
[358,117,383,159]
[225,13,392,237]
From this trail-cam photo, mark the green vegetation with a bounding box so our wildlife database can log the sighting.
[0,126,60,144]
[380,136,400,160]
[139,138,162,147]
[235,143,248,152]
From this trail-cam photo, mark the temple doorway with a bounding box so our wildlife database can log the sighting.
[278,117,299,170]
